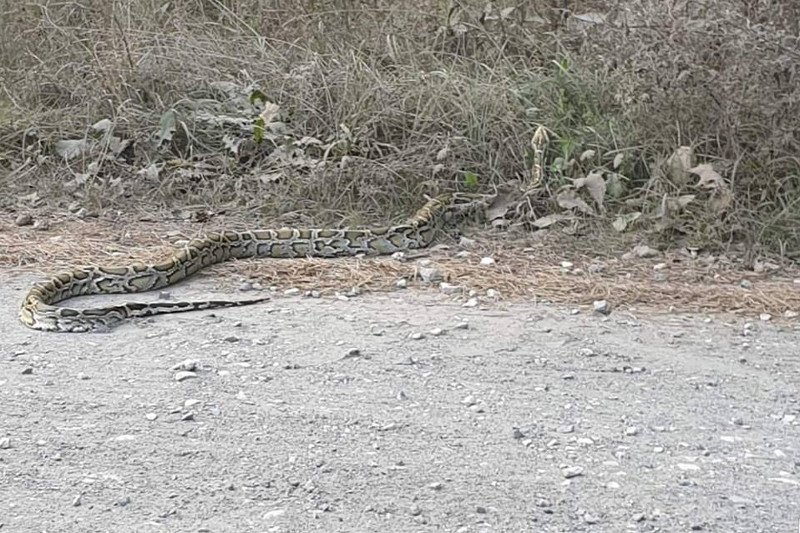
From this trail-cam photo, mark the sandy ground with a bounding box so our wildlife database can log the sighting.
[1,273,799,532]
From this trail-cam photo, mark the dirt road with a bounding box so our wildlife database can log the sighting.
[1,274,798,532]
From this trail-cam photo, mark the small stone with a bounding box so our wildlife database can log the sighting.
[392,251,407,262]
[653,262,667,270]
[409,332,424,340]
[653,446,665,453]
[459,236,477,248]
[584,513,600,524]
[395,278,408,289]
[429,328,444,336]
[0,437,10,449]
[454,322,469,329]
[593,300,611,315]
[284,287,300,296]
[428,482,443,490]
[14,213,33,226]
[579,348,596,357]
[606,481,621,489]
[512,428,525,440]
[439,282,462,295]
[72,494,82,507]
[418,267,442,283]
[184,399,201,408]
[410,505,422,516]
[308,290,321,298]
[676,463,701,471]
[461,395,477,406]
[560,261,574,269]
[782,414,797,424]
[21,367,33,375]
[171,359,198,371]
[32,220,49,231]
[181,413,195,421]
[239,281,255,292]
[455,251,470,258]
[263,509,286,520]
[562,466,584,478]
[485,288,499,298]
[739,279,753,289]
[476,506,487,514]
[344,348,362,358]
[784,310,798,319]
[174,371,198,382]
[479,257,496,266]
[115,434,136,442]
[558,424,575,434]
[145,413,158,421]
[632,513,646,522]
[625,426,639,436]
[633,244,659,258]
[462,298,478,308]
[759,313,771,322]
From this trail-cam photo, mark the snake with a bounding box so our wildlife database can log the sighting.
[19,192,488,332]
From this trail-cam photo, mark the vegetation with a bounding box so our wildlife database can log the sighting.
[1,1,798,257]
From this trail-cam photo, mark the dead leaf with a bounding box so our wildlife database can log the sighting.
[435,147,450,161]
[612,212,641,232]
[689,163,726,190]
[579,149,596,162]
[259,102,281,125]
[574,171,606,209]
[557,189,595,215]
[666,146,695,186]
[613,152,624,169]
[532,214,569,228]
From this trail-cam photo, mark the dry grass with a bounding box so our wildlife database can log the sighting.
[0,1,799,258]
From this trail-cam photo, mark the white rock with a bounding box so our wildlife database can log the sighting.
[633,244,659,258]
[171,359,198,371]
[675,463,700,471]
[561,466,584,478]
[759,313,772,322]
[593,300,611,315]
[418,267,442,282]
[462,298,478,308]
[174,371,198,382]
[479,257,496,266]
[486,288,500,298]
[439,282,462,295]
[395,278,408,288]
[283,287,300,296]
[784,310,798,319]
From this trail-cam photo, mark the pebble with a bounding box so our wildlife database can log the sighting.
[454,322,469,329]
[72,494,82,507]
[476,506,487,514]
[409,332,424,340]
[485,288,499,299]
[479,257,496,266]
[410,505,422,516]
[184,399,201,408]
[14,213,33,226]
[560,261,574,269]
[239,281,255,292]
[606,481,621,489]
[625,426,639,436]
[439,282,462,295]
[428,482,443,490]
[459,236,476,248]
[263,509,286,520]
[676,463,701,471]
[21,367,33,375]
[462,298,478,308]
[181,413,195,421]
[461,395,477,407]
[558,424,575,434]
[33,220,49,231]
[395,278,408,289]
[171,359,198,371]
[561,466,584,478]
[593,300,611,315]
[759,313,771,322]
[145,413,158,421]
[739,279,753,289]
[653,262,667,270]
[784,310,798,319]
[344,348,362,358]
[429,328,444,336]
[633,244,659,258]
[174,371,198,382]
[284,287,300,296]
[0,437,10,449]
[418,267,442,282]
[584,513,600,524]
